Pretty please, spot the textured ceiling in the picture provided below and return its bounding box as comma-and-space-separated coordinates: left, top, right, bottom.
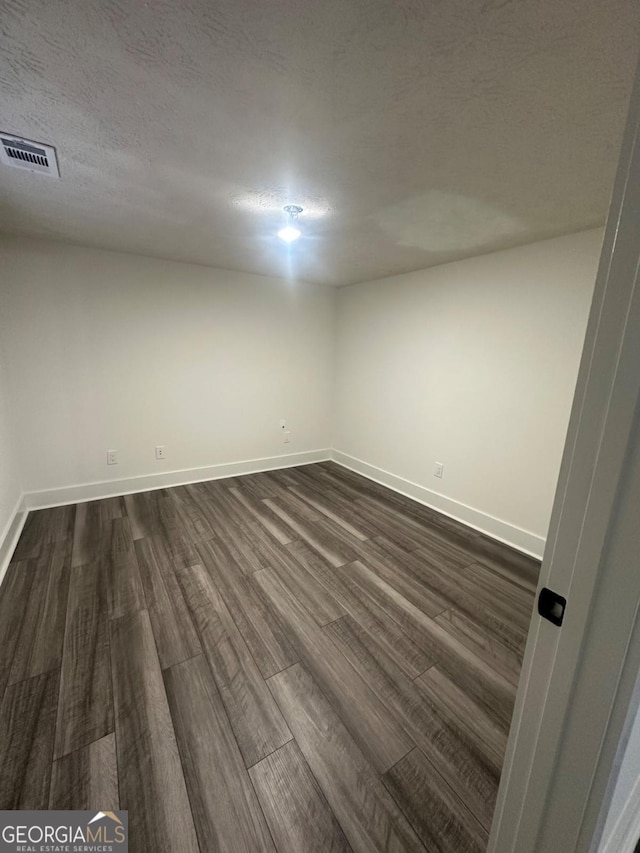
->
0, 0, 638, 286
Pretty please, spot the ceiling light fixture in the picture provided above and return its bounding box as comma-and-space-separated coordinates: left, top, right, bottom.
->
278, 205, 303, 243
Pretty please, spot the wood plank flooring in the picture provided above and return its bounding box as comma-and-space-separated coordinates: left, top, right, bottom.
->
0, 461, 539, 852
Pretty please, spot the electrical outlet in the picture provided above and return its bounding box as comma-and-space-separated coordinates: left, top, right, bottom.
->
155, 445, 166, 460
434, 461, 444, 478
107, 450, 118, 465
283, 431, 291, 444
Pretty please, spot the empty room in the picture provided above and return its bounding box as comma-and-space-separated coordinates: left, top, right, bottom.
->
1, 2, 640, 852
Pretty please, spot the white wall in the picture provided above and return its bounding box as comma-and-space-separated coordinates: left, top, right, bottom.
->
0, 229, 600, 556
0, 352, 22, 550
0, 236, 334, 501
333, 229, 602, 555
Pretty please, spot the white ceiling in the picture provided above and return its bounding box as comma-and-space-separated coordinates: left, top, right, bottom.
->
0, 0, 638, 286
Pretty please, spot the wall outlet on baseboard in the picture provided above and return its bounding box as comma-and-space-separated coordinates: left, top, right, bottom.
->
155, 445, 166, 460
282, 431, 291, 444
107, 450, 118, 465
434, 461, 444, 478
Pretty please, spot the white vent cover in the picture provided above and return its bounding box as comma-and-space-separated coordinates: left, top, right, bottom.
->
0, 133, 59, 177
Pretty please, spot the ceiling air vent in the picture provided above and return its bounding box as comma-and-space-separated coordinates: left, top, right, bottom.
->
0, 133, 59, 177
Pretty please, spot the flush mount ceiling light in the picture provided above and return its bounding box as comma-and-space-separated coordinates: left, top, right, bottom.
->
278, 205, 303, 243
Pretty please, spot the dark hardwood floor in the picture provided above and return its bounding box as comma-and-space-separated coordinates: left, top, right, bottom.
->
0, 461, 539, 852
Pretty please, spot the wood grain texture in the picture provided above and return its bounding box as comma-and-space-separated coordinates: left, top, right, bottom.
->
105, 516, 146, 620
54, 560, 113, 758
213, 511, 271, 573
326, 615, 499, 830
110, 610, 199, 853
170, 484, 219, 541
302, 464, 374, 503
355, 495, 448, 554
9, 540, 71, 684
288, 483, 372, 541
240, 472, 284, 499
259, 537, 347, 626
164, 654, 276, 852
271, 487, 332, 526
435, 608, 522, 686
334, 558, 448, 640
195, 538, 297, 678
384, 748, 488, 853
229, 487, 294, 544
177, 561, 292, 767
268, 662, 426, 853
249, 739, 353, 853
0, 559, 35, 700
255, 569, 412, 773
264, 498, 359, 567
349, 538, 450, 617
323, 466, 476, 552
193, 481, 267, 573
123, 489, 177, 541
3, 461, 537, 847
13, 505, 74, 561
462, 534, 540, 591
339, 560, 516, 729
72, 498, 124, 567
0, 670, 59, 809
463, 562, 535, 627
418, 665, 508, 772
151, 521, 201, 571
373, 536, 529, 653
315, 463, 478, 545
136, 535, 202, 669
49, 733, 119, 810
408, 524, 477, 570
261, 468, 301, 489
286, 540, 431, 679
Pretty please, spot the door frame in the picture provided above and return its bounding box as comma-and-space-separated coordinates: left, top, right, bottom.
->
488, 54, 640, 853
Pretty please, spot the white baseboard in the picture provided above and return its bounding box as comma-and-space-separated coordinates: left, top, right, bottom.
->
0, 494, 28, 586
11, 446, 542, 574
23, 449, 332, 510
331, 450, 545, 559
